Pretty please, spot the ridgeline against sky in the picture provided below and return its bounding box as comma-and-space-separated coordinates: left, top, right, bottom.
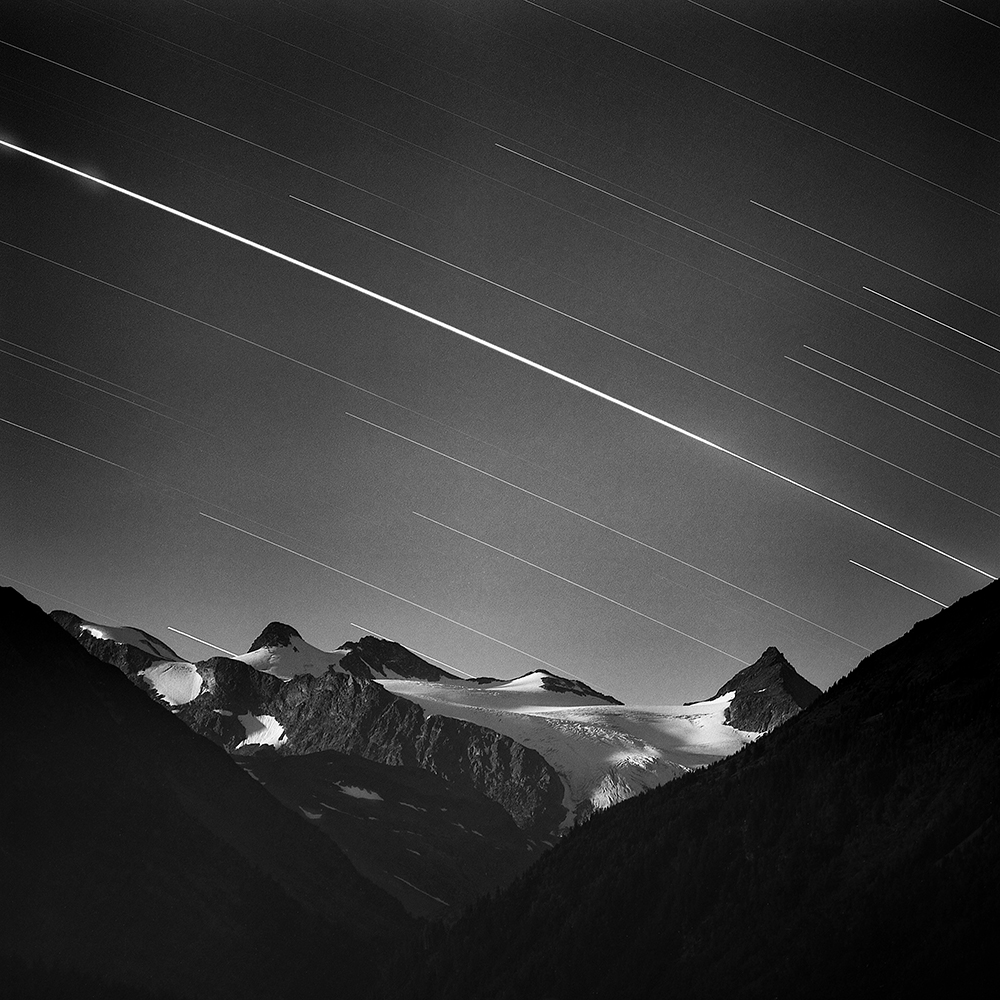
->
2, 0, 997, 704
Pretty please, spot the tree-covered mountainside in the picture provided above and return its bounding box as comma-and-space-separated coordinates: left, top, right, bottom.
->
402, 581, 999, 999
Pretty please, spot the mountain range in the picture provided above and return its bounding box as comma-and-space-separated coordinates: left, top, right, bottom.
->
6, 580, 992, 997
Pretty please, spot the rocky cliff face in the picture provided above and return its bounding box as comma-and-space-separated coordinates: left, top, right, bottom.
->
711, 646, 821, 732
178, 661, 566, 839
50, 613, 568, 840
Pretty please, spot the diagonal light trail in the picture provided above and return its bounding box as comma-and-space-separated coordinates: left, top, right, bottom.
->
804, 346, 1000, 440
849, 561, 948, 608
864, 288, 1000, 355
6, 139, 994, 581
349, 413, 876, 648
786, 356, 1000, 460
521, 0, 1000, 217
0, 333, 200, 420
413, 511, 750, 664
320, 205, 998, 516
166, 625, 237, 657
750, 200, 1000, 320
938, 1, 1000, 30
199, 513, 574, 676
0, 239, 546, 477
349, 622, 475, 678
686, 0, 999, 143
499, 145, 1000, 377
0, 345, 198, 429
0, 572, 122, 625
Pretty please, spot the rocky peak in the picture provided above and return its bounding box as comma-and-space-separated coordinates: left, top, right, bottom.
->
712, 647, 821, 733
247, 621, 302, 654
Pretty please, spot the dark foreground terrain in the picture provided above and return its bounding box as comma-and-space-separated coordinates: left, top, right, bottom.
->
402, 580, 999, 999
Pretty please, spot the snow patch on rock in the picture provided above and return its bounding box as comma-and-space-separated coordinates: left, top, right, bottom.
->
139, 660, 203, 706
235, 713, 287, 749
337, 783, 382, 801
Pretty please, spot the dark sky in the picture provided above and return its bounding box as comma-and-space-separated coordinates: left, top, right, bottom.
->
2, 0, 997, 703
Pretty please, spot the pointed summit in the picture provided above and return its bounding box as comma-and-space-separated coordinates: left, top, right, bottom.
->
712, 647, 821, 732
246, 621, 302, 654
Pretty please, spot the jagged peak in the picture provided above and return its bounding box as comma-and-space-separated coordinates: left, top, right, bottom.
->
246, 622, 303, 654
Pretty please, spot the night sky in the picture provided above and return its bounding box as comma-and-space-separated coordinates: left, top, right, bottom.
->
2, 0, 997, 704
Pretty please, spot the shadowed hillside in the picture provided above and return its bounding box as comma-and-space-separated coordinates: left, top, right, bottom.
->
1, 588, 412, 999
403, 581, 999, 999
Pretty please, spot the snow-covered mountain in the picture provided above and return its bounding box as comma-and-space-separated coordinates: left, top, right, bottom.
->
51, 607, 821, 908
378, 673, 761, 823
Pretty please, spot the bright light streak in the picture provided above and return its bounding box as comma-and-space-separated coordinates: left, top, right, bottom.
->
804, 346, 1000, 440
199, 513, 572, 674
521, 1, 999, 217
499, 145, 999, 376
849, 561, 948, 608
298, 194, 887, 442
349, 622, 475, 678
750, 200, 1000, 320
413, 510, 751, 665
687, 0, 998, 143
6, 139, 994, 581
0, 238, 557, 486
167, 625, 237, 657
786, 356, 1000, 460
319, 200, 998, 516
349, 413, 874, 649
864, 288, 1000, 355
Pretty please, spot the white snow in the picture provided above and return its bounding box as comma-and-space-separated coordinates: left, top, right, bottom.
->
377, 678, 760, 823
399, 802, 426, 812
337, 783, 382, 801
79, 622, 181, 660
234, 713, 287, 749
299, 807, 323, 820
138, 660, 203, 706
231, 637, 348, 681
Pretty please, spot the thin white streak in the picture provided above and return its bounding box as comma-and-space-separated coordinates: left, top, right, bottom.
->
804, 346, 1000, 440
166, 626, 237, 657
390, 873, 449, 907
349, 621, 475, 678
0, 573, 121, 625
786, 357, 1000, 460
938, 1, 1000, 30
349, 413, 874, 649
864, 288, 1000, 355
0, 345, 196, 428
520, 0, 1000, 217
0, 415, 142, 478
6, 140, 993, 581
750, 200, 1000, 320
0, 238, 555, 486
0, 333, 197, 418
296, 195, 854, 424
0, 414, 293, 534
499, 145, 1000, 376
0, 39, 355, 190
848, 561, 948, 608
413, 510, 751, 665
199, 513, 569, 673
686, 0, 998, 143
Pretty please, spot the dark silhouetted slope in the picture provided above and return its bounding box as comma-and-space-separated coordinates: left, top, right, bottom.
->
405, 582, 999, 1000
1, 588, 412, 1000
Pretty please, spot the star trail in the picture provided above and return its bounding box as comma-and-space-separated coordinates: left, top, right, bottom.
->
3, 0, 996, 703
